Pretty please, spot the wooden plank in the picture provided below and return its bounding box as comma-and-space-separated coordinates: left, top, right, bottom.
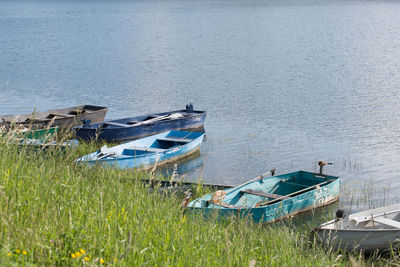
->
373, 218, 400, 228
139, 179, 233, 189
241, 189, 285, 199
103, 122, 131, 127
280, 180, 309, 188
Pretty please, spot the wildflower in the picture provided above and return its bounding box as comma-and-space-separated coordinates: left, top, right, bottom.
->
100, 258, 105, 264
23, 250, 27, 255
80, 249, 85, 254
75, 252, 82, 257
84, 256, 90, 261
7, 252, 12, 257
71, 253, 76, 258
114, 258, 117, 262
16, 249, 20, 254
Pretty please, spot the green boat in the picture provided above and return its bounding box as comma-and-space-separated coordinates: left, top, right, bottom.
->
1, 126, 59, 141
186, 167, 340, 223
18, 127, 59, 140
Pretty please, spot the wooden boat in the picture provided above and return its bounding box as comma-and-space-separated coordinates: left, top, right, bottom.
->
1, 105, 107, 130
76, 130, 205, 169
74, 104, 206, 142
186, 170, 340, 223
314, 203, 400, 253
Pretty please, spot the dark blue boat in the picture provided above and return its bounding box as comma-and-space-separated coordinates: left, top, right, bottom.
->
74, 104, 206, 142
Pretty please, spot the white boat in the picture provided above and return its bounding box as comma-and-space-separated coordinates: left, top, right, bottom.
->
314, 203, 400, 253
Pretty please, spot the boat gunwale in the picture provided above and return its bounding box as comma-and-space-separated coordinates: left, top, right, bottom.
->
315, 219, 400, 233
2, 105, 107, 121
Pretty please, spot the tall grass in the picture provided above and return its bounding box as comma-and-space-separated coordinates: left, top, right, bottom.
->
0, 137, 394, 266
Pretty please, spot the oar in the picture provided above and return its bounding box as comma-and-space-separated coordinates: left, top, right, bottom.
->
134, 113, 184, 127
256, 178, 335, 207
225, 168, 276, 195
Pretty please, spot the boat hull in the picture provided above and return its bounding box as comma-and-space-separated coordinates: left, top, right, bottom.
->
1, 105, 107, 130
74, 109, 206, 142
77, 131, 205, 170
314, 203, 400, 253
315, 226, 400, 253
187, 171, 341, 223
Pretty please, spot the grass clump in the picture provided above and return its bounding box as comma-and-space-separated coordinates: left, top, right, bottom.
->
0, 137, 391, 266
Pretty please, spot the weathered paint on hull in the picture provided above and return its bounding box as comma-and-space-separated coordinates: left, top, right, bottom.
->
187, 172, 341, 223
269, 196, 339, 223
75, 111, 206, 142
140, 146, 201, 171
315, 203, 400, 253
2, 105, 107, 130
78, 131, 204, 170
316, 227, 400, 253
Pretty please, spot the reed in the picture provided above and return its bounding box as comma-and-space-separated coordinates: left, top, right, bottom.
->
0, 137, 396, 266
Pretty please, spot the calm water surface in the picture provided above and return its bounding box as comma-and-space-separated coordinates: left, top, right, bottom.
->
1, 0, 400, 210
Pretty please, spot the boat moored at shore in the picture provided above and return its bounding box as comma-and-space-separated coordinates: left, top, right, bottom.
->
76, 130, 205, 170
74, 104, 206, 142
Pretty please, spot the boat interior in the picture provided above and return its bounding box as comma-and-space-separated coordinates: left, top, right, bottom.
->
101, 112, 188, 128
324, 210, 400, 230
201, 171, 337, 208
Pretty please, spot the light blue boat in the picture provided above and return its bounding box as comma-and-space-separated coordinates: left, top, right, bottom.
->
186, 170, 340, 223
76, 131, 205, 169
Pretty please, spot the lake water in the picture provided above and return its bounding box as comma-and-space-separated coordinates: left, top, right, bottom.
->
1, 0, 400, 211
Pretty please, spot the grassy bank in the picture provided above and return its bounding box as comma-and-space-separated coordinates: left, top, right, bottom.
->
0, 138, 397, 266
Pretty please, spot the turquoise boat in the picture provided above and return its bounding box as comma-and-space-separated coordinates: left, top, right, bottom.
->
186, 170, 340, 223
76, 131, 205, 170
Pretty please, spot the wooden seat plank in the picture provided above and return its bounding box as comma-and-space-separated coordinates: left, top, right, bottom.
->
280, 180, 309, 188
241, 189, 285, 199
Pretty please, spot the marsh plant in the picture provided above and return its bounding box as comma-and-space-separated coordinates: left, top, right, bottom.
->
0, 136, 398, 266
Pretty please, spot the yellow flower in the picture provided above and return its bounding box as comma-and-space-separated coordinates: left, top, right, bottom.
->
75, 252, 81, 257
84, 256, 90, 261
22, 250, 27, 255
71, 253, 76, 258
7, 252, 12, 257
114, 258, 117, 262
80, 249, 85, 254
100, 258, 105, 264
16, 249, 20, 254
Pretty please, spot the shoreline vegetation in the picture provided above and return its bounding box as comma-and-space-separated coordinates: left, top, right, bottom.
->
1, 137, 399, 266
